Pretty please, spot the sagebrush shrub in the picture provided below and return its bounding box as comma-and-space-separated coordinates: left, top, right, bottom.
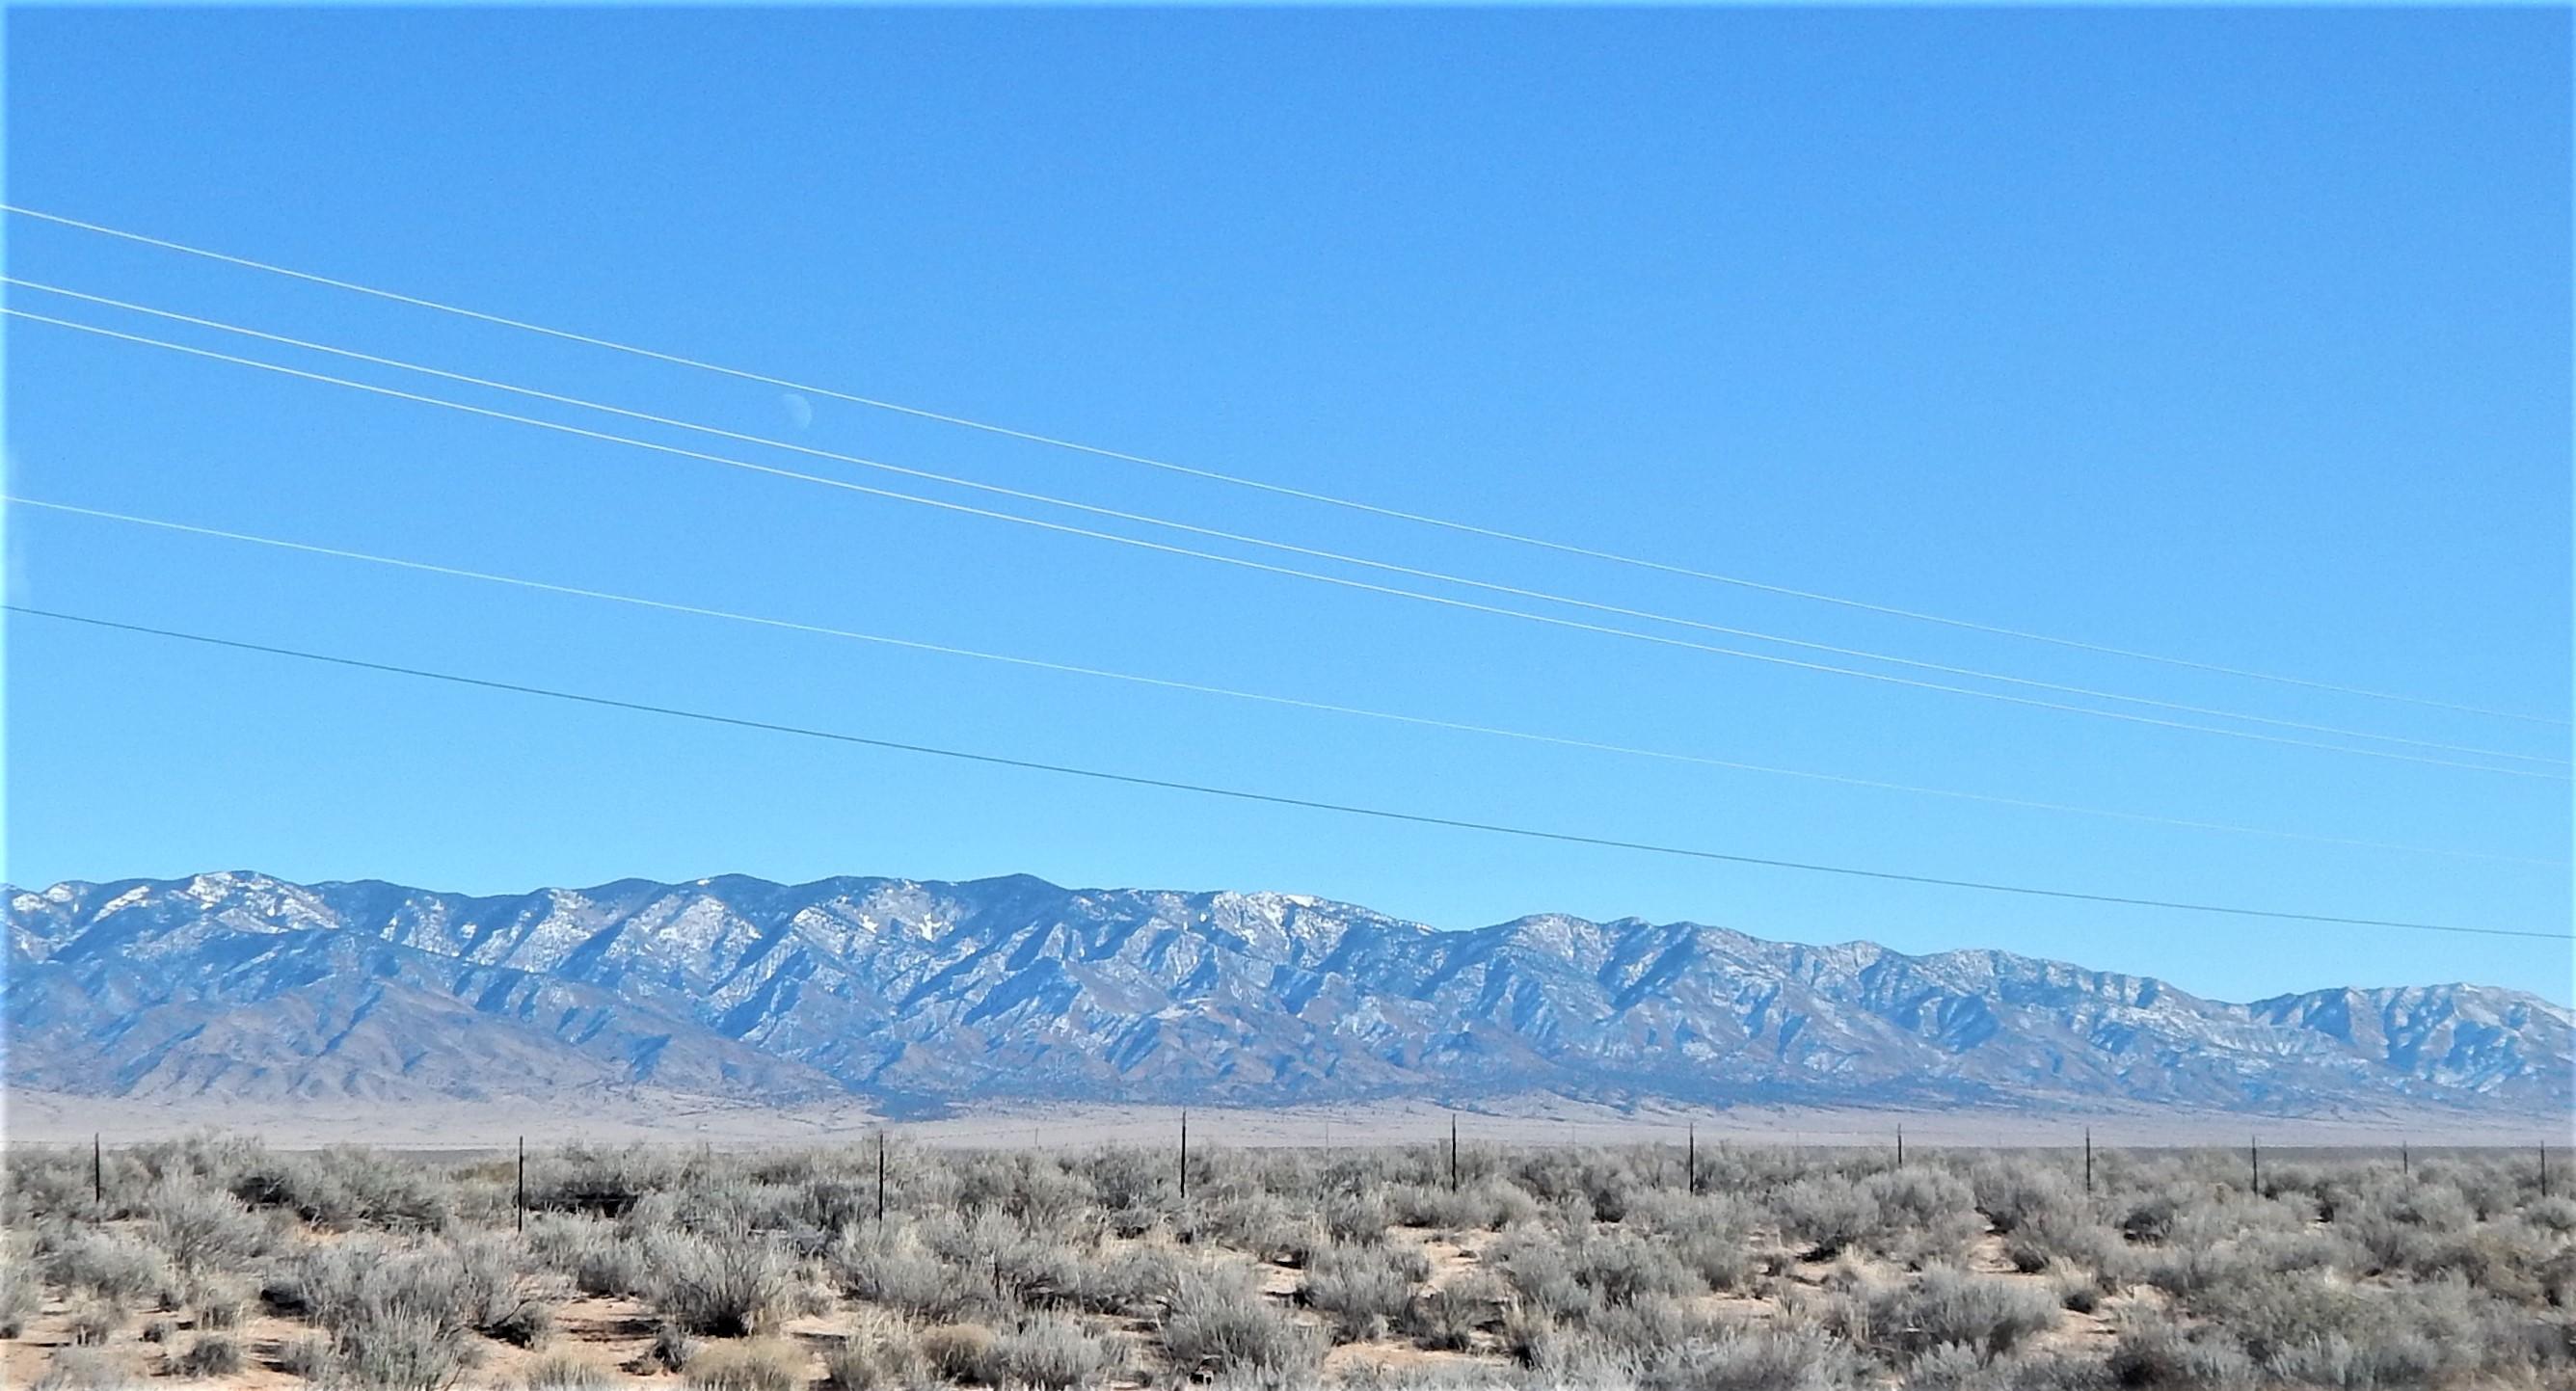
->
651, 1225, 792, 1336
1637, 1321, 1868, 1391
1779, 1177, 1883, 1262
185, 1276, 249, 1331
997, 1312, 1121, 1388
683, 1338, 808, 1391
231, 1146, 455, 1232
521, 1351, 613, 1389
30, 1346, 126, 1391
1868, 1265, 2059, 1361
823, 1325, 928, 1391
1324, 1190, 1390, 1245
1302, 1240, 1417, 1341
1567, 1225, 1700, 1307
0, 1256, 33, 1339
11, 1135, 2573, 1391
915, 1321, 1003, 1384
1493, 1228, 1595, 1321
1071, 1240, 1184, 1316
67, 1299, 123, 1347
1404, 1272, 1504, 1351
174, 1331, 246, 1378
1163, 1263, 1324, 1377
2106, 1319, 2257, 1388
46, 1225, 174, 1303
144, 1177, 270, 1274
644, 1321, 701, 1374
322, 1306, 479, 1391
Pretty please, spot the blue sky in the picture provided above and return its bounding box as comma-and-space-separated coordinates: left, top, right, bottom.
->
6, 8, 2568, 1004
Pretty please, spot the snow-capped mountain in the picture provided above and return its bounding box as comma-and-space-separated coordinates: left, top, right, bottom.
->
6, 870, 2565, 1117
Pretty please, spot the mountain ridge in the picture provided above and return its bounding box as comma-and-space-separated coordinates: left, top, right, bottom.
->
7, 869, 2566, 1120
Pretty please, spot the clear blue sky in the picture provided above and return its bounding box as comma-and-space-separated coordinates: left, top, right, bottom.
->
5, 8, 2568, 1005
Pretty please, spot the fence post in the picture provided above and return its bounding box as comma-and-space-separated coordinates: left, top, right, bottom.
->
1687, 1123, 1698, 1195
1179, 1110, 1189, 1202
1449, 1113, 1460, 1192
2083, 1128, 2094, 1195
2401, 1140, 2409, 1178
93, 1133, 103, 1213
2250, 1137, 2262, 1193
875, 1131, 887, 1222
516, 1137, 526, 1234
1895, 1125, 1904, 1168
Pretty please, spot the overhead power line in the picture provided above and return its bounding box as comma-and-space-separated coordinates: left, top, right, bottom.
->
6, 201, 2558, 729
9, 602, 2561, 943
9, 308, 2563, 781
13, 279, 2555, 769
19, 493, 2555, 868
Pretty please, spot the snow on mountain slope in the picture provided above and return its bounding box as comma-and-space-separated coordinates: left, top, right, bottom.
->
6, 871, 2564, 1117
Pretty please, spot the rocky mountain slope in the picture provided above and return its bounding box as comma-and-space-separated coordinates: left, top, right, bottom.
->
7, 870, 2565, 1118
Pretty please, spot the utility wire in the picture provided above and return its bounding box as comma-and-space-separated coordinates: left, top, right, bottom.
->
19, 493, 2556, 867
14, 277, 2553, 767
9, 308, 2563, 781
7, 201, 2557, 728
9, 603, 2562, 942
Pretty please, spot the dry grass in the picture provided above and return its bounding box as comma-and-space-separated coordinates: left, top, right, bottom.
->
3, 1134, 2569, 1388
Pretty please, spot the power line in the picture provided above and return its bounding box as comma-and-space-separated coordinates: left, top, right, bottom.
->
16, 278, 2555, 768
9, 602, 2561, 943
20, 493, 2555, 868
7, 201, 2557, 729
10, 308, 2563, 781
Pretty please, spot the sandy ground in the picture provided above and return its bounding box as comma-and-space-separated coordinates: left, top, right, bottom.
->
7, 1086, 2566, 1151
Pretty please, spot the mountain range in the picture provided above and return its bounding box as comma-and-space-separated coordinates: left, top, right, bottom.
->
6, 869, 2566, 1121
